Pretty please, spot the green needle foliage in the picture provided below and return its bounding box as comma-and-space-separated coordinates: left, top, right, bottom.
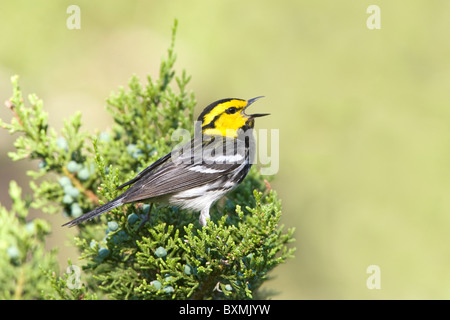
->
0, 181, 58, 299
0, 20, 295, 300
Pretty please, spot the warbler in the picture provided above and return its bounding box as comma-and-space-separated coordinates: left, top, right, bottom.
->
62, 96, 268, 227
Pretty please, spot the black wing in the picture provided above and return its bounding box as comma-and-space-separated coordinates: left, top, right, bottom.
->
119, 135, 249, 203
115, 151, 173, 190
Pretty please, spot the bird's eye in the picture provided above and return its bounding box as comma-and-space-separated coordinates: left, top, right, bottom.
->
225, 107, 238, 114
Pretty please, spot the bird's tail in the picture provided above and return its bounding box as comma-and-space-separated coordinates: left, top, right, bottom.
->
62, 197, 124, 227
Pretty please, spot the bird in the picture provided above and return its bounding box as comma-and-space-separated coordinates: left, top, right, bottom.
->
62, 96, 268, 228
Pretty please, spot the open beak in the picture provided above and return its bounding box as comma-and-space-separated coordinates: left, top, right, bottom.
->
244, 96, 270, 118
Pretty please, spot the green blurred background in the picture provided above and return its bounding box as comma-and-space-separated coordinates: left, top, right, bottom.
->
1, 0, 450, 299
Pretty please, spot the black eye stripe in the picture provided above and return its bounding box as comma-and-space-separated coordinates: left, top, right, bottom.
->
202, 114, 221, 129
202, 106, 242, 130
225, 107, 238, 114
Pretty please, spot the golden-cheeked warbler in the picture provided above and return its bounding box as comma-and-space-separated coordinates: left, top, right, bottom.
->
62, 96, 268, 227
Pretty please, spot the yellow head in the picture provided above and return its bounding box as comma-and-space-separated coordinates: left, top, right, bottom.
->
199, 97, 268, 137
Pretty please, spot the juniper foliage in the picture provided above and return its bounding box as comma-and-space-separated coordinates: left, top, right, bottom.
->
0, 21, 295, 300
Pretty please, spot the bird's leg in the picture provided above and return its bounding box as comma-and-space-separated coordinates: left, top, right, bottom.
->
199, 205, 211, 227
138, 203, 153, 229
